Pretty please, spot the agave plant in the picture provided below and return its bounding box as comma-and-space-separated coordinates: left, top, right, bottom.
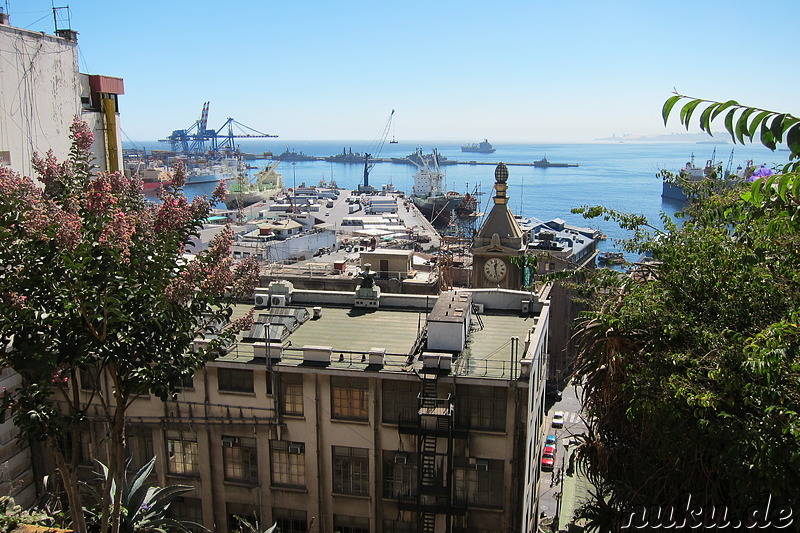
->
85, 457, 202, 533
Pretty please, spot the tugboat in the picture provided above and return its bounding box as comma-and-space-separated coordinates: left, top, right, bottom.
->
461, 139, 496, 153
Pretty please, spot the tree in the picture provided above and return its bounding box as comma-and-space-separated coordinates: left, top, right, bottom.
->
0, 119, 259, 533
569, 96, 800, 529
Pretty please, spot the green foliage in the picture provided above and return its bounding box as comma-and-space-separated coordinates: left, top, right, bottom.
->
231, 515, 277, 533
663, 92, 800, 172
0, 119, 259, 533
84, 458, 201, 533
571, 98, 800, 522
0, 495, 57, 532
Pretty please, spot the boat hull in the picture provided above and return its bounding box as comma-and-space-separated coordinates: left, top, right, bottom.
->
413, 195, 462, 226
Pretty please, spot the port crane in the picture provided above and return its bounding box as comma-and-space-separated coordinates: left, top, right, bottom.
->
359, 109, 395, 192
159, 102, 277, 156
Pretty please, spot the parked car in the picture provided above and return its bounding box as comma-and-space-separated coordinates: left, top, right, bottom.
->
541, 444, 556, 471
552, 411, 564, 428
545, 435, 557, 446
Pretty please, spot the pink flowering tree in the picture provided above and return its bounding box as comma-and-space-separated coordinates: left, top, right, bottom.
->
0, 119, 259, 533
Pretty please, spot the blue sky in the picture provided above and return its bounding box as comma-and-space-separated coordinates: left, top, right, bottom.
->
11, 0, 799, 143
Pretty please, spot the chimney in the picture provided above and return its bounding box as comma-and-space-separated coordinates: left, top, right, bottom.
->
0, 9, 10, 25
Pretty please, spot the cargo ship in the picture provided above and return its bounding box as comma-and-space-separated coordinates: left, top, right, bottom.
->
410, 149, 462, 226
461, 139, 496, 153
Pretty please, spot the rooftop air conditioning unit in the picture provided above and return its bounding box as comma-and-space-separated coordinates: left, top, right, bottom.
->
288, 443, 304, 455
271, 295, 287, 307
254, 294, 269, 308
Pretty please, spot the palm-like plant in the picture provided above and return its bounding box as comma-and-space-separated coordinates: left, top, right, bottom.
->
85, 457, 201, 533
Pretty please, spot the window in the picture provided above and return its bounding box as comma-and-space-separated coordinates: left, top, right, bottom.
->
218, 367, 254, 393
331, 376, 368, 421
456, 385, 507, 431
227, 503, 258, 533
223, 436, 258, 483
272, 508, 307, 533
383, 519, 416, 533
454, 458, 504, 508
126, 426, 154, 471
333, 515, 370, 533
80, 365, 100, 391
333, 446, 369, 496
382, 450, 417, 499
280, 373, 303, 416
178, 373, 195, 390
381, 380, 419, 424
61, 430, 92, 465
167, 429, 198, 475
169, 497, 204, 533
270, 440, 305, 488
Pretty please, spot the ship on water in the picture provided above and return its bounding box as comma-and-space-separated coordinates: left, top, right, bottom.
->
275, 149, 319, 162
185, 158, 238, 185
461, 139, 496, 153
324, 148, 368, 164
391, 147, 456, 166
410, 149, 463, 227
225, 161, 283, 209
533, 156, 578, 168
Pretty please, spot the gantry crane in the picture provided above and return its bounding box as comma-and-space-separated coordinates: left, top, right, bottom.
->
359, 109, 395, 192
159, 102, 277, 156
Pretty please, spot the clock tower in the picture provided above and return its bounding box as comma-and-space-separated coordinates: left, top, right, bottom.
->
471, 162, 527, 289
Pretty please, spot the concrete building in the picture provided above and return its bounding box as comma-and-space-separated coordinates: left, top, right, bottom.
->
49, 283, 551, 533
0, 11, 123, 507
0, 14, 123, 177
518, 217, 600, 385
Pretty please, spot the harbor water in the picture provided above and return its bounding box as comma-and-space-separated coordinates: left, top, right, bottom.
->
131, 139, 787, 262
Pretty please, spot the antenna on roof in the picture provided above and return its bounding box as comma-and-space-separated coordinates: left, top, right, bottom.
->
52, 5, 76, 41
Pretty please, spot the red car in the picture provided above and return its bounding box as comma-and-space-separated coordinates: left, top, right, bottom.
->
541, 444, 556, 471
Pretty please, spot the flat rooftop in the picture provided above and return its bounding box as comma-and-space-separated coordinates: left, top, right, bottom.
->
219, 301, 538, 380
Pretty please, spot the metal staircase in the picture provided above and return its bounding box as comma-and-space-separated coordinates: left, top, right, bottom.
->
416, 372, 455, 533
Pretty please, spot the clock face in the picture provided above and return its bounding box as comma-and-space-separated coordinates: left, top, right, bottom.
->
484, 257, 507, 282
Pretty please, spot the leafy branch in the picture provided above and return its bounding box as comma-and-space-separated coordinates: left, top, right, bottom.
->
663, 92, 800, 170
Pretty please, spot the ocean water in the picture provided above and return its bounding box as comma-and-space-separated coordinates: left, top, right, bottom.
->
129, 139, 787, 261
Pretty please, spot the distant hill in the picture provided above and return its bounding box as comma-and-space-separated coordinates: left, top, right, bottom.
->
596, 132, 730, 143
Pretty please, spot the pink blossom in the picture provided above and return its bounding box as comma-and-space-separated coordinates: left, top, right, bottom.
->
69, 118, 94, 152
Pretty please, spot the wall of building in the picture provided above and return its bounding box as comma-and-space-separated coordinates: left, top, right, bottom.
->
0, 367, 35, 506
0, 24, 80, 177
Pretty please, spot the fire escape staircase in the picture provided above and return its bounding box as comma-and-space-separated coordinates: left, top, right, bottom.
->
416, 372, 458, 533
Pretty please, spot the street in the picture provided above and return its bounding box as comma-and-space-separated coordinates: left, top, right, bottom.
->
537, 382, 586, 527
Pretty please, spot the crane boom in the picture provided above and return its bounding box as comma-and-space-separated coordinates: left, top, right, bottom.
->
361, 109, 395, 191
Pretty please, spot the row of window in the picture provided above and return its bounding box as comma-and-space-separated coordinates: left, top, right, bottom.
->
172, 500, 502, 533
78, 369, 508, 432
283, 376, 508, 432
163, 431, 504, 507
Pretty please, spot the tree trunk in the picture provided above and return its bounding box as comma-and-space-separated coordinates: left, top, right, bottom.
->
48, 437, 87, 533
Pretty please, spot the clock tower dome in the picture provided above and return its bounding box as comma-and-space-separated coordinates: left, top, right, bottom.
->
471, 162, 527, 289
